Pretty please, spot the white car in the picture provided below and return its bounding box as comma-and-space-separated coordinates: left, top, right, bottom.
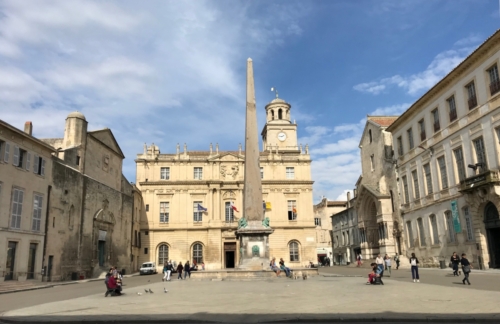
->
140, 262, 158, 275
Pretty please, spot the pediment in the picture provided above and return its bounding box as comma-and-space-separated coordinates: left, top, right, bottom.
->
88, 128, 125, 158
208, 152, 244, 162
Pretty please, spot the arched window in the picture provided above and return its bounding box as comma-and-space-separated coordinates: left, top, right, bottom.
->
158, 244, 169, 265
193, 243, 203, 264
369, 129, 372, 143
278, 109, 283, 119
429, 214, 439, 245
463, 207, 474, 241
271, 110, 275, 120
289, 241, 299, 261
370, 201, 377, 218
445, 211, 455, 243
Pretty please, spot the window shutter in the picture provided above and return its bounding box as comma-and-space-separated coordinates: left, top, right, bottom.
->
33, 154, 39, 173
26, 153, 31, 171
13, 146, 19, 166
41, 159, 45, 176
3, 143, 10, 163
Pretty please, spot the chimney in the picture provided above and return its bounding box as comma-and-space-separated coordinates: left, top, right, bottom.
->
347, 191, 351, 208
24, 121, 33, 136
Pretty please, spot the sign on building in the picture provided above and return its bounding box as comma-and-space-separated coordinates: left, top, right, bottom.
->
450, 200, 462, 233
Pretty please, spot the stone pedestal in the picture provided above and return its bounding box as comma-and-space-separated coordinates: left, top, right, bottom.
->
237, 221, 273, 270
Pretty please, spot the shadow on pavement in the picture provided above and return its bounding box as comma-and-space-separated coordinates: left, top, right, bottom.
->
1, 312, 500, 324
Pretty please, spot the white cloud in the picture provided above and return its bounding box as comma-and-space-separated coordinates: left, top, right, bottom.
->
336, 190, 353, 201
454, 33, 482, 47
353, 41, 478, 96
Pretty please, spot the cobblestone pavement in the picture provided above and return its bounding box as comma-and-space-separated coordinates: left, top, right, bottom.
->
0, 271, 499, 323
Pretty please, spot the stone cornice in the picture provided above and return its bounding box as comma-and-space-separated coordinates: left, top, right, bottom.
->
138, 180, 314, 186
387, 29, 500, 133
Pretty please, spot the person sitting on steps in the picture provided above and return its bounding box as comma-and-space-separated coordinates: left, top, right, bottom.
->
270, 258, 281, 276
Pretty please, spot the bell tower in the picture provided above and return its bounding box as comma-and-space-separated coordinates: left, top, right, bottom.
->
261, 94, 298, 152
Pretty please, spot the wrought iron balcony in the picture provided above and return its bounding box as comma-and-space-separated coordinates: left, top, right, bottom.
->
459, 170, 500, 192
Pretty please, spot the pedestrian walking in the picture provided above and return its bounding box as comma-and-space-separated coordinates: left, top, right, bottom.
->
394, 253, 400, 270
383, 254, 389, 270
460, 253, 472, 285
356, 254, 362, 267
162, 263, 168, 282
409, 253, 420, 283
375, 254, 384, 277
184, 261, 191, 279
450, 252, 461, 276
165, 261, 173, 281
177, 261, 184, 279
384, 255, 392, 276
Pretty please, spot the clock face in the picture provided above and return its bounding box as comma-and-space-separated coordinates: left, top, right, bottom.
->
277, 132, 287, 142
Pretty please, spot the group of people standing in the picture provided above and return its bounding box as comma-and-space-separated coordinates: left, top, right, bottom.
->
162, 260, 205, 281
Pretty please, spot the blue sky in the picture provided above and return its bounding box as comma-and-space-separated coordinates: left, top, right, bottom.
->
1, 0, 499, 202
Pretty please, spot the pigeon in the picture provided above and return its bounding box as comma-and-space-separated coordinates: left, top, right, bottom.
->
149, 289, 154, 293
144, 289, 149, 293
137, 292, 142, 295
164, 288, 168, 293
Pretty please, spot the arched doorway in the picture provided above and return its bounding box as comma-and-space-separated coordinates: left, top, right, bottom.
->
484, 202, 500, 268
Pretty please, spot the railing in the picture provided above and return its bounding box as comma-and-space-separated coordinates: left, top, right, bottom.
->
433, 121, 440, 132
449, 109, 457, 122
468, 96, 477, 110
490, 79, 500, 96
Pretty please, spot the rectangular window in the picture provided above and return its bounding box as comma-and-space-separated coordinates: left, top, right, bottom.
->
76, 156, 80, 166
11, 188, 24, 229
488, 64, 500, 95
412, 170, 420, 200
260, 167, 263, 179
314, 218, 321, 226
33, 155, 45, 176
193, 201, 203, 222
225, 202, 234, 223
446, 212, 455, 243
463, 207, 474, 241
287, 200, 297, 221
144, 248, 148, 254
432, 108, 440, 132
145, 204, 149, 212
160, 167, 170, 180
407, 128, 414, 150
402, 175, 409, 203
194, 167, 203, 180
370, 155, 374, 171
397, 136, 403, 156
423, 163, 433, 195
437, 156, 448, 189
286, 167, 295, 179
430, 215, 439, 245
453, 147, 467, 182
473, 137, 488, 172
466, 82, 477, 109
159, 202, 169, 223
406, 221, 414, 248
447, 95, 457, 122
417, 218, 426, 246
32, 194, 43, 231
0, 141, 10, 163
418, 119, 426, 141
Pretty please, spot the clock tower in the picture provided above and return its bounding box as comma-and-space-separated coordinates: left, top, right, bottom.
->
261, 96, 299, 152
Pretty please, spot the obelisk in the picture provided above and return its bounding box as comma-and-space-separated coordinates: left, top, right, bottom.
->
243, 58, 263, 222
237, 58, 273, 270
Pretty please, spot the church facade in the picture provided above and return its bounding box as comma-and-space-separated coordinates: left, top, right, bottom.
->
136, 97, 316, 270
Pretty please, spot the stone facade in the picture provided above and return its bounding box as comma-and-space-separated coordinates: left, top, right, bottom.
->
39, 112, 138, 281
331, 194, 359, 265
386, 29, 500, 269
136, 97, 316, 271
313, 198, 346, 265
355, 116, 404, 260
0, 120, 55, 282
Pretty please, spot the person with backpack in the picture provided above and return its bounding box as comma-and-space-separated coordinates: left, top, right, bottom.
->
460, 253, 473, 285
394, 253, 400, 270
409, 253, 420, 283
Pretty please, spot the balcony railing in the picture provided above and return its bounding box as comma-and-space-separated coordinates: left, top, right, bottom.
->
468, 96, 477, 110
433, 121, 440, 132
459, 170, 499, 192
449, 109, 457, 122
420, 131, 426, 141
490, 79, 500, 96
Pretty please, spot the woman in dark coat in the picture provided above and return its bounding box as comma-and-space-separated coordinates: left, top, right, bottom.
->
460, 253, 473, 285
177, 261, 184, 280
450, 252, 460, 276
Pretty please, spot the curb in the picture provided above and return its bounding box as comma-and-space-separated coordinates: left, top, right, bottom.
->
0, 273, 140, 295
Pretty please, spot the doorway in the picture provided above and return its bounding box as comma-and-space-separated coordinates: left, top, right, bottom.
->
98, 241, 106, 266
224, 242, 236, 268
27, 243, 37, 279
5, 242, 17, 281
484, 202, 500, 268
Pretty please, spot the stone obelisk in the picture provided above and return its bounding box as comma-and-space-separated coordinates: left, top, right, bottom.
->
237, 58, 273, 270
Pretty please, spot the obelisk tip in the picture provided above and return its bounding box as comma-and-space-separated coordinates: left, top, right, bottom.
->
247, 57, 252, 62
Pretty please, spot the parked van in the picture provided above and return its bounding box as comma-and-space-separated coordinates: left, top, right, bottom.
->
140, 262, 157, 275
